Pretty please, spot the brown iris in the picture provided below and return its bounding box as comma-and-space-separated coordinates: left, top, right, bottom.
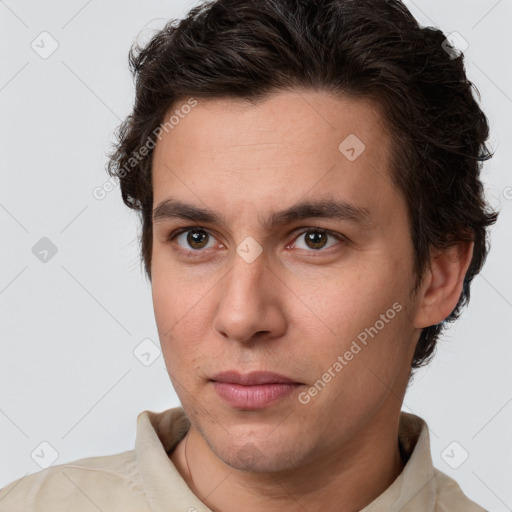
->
187, 229, 209, 249
304, 231, 328, 250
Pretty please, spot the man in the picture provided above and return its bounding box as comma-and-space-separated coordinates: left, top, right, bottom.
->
0, 0, 497, 510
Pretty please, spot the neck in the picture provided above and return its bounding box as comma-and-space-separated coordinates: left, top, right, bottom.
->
170, 409, 405, 512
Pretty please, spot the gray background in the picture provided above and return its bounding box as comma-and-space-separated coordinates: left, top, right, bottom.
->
0, 0, 511, 509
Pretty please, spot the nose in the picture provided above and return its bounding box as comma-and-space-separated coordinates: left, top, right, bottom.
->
213, 247, 287, 344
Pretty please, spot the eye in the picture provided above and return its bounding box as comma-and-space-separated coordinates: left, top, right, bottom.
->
167, 226, 345, 257
291, 229, 344, 251
172, 228, 218, 251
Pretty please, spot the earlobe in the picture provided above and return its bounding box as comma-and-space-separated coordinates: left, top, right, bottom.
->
413, 241, 474, 329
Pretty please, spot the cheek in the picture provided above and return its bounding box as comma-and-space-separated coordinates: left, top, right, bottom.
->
291, 259, 406, 339
151, 249, 213, 334
294, 298, 413, 432
292, 262, 415, 394
151, 277, 178, 341
151, 267, 205, 375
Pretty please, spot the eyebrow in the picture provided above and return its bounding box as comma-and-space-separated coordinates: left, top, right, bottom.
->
153, 198, 371, 230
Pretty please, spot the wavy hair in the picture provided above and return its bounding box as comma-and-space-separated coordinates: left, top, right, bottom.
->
107, 0, 498, 369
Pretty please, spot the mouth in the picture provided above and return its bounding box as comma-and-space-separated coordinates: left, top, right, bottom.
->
210, 371, 303, 410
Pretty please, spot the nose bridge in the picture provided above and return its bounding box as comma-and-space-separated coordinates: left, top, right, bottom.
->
224, 244, 267, 308
225, 229, 267, 288
214, 242, 283, 342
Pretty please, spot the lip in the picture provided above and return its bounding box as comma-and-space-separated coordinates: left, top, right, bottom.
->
210, 371, 302, 410
211, 370, 299, 385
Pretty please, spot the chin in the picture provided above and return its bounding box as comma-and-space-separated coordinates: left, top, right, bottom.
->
208, 433, 307, 473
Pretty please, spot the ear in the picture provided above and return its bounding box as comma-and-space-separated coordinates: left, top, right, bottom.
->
414, 241, 474, 329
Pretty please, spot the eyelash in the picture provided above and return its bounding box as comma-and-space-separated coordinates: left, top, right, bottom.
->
166, 226, 346, 258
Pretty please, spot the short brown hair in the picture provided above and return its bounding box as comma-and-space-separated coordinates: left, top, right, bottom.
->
107, 0, 498, 369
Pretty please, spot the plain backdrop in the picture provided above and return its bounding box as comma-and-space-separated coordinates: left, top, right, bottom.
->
0, 0, 511, 509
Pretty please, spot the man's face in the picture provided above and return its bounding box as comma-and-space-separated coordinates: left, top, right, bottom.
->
151, 90, 423, 472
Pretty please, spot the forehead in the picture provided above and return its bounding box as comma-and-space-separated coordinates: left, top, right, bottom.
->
153, 90, 390, 163
151, 89, 399, 226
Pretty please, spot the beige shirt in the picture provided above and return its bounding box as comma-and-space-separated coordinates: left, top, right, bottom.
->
0, 407, 486, 511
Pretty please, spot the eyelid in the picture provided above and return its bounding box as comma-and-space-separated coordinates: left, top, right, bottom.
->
168, 226, 212, 240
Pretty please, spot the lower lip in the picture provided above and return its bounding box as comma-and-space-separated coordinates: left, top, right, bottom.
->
212, 382, 300, 410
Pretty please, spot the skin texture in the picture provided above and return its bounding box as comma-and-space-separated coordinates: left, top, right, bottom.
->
150, 89, 473, 512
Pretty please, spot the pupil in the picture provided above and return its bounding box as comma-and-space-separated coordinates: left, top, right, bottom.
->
188, 230, 208, 249
307, 231, 326, 249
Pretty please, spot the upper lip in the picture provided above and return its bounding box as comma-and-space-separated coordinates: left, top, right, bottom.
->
211, 371, 300, 385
